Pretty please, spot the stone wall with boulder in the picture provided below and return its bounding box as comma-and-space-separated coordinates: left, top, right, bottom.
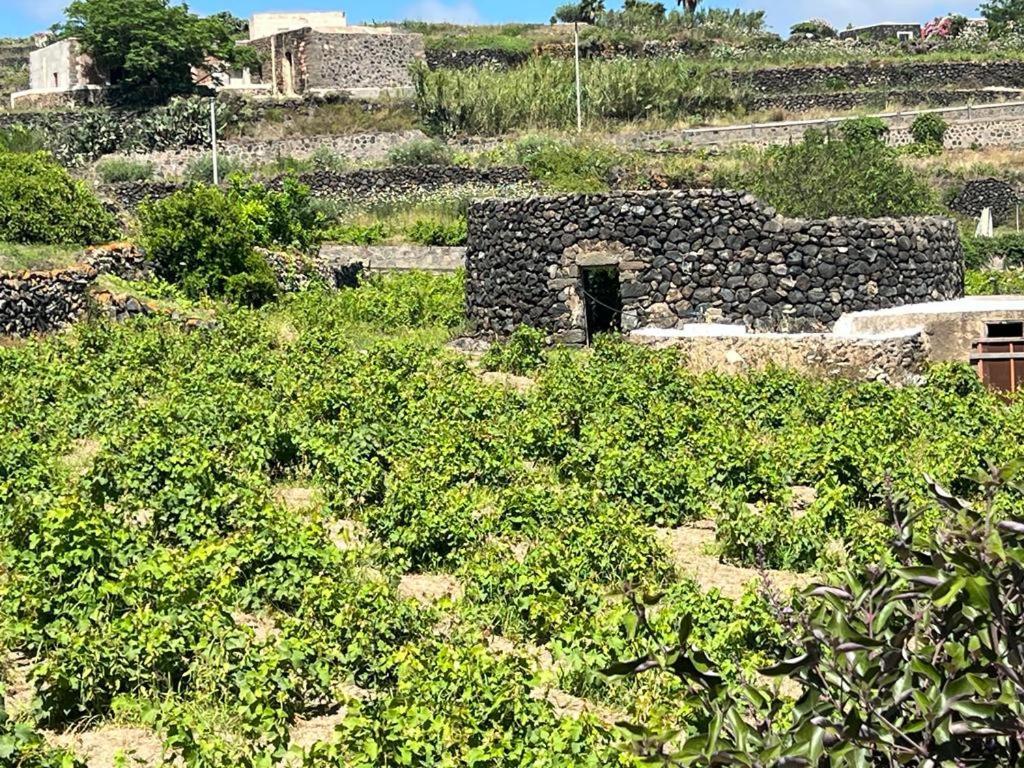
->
630, 326, 929, 385
465, 189, 964, 342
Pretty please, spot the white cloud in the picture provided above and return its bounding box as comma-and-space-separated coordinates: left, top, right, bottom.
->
399, 0, 482, 24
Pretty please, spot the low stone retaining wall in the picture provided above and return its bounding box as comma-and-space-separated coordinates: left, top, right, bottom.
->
623, 101, 1024, 151
1, 265, 97, 336
318, 244, 465, 275
100, 130, 429, 179
103, 165, 535, 209
0, 243, 149, 337
737, 61, 1024, 94
283, 165, 533, 199
752, 88, 1024, 114
425, 48, 530, 70
630, 326, 928, 385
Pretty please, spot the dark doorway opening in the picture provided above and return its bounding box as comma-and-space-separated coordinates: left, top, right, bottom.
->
582, 266, 622, 342
986, 321, 1024, 338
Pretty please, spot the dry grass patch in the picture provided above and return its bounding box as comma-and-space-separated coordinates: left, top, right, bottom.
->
655, 522, 808, 600
46, 726, 166, 768
398, 573, 464, 605
479, 370, 535, 392
273, 484, 321, 512
61, 437, 102, 478
2, 650, 35, 719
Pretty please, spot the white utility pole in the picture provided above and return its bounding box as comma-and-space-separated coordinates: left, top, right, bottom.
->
210, 98, 219, 185
574, 21, 582, 134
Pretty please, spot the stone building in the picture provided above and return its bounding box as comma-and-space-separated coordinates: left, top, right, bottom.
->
221, 10, 424, 97
465, 189, 965, 343
838, 23, 921, 42
10, 37, 107, 108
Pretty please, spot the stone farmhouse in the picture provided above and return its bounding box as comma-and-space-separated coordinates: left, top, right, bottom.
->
10, 8, 424, 108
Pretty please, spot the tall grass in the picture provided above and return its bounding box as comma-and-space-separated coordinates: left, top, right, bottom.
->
414, 58, 749, 136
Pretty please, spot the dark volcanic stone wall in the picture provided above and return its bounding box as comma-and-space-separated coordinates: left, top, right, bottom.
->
424, 48, 530, 70
753, 88, 1024, 114
465, 189, 964, 341
737, 61, 1024, 94
0, 265, 97, 336
949, 178, 1021, 221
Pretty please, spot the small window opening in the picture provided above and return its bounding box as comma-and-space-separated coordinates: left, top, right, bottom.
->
581, 266, 621, 342
53, 72, 59, 87
986, 321, 1023, 338
896, 30, 914, 41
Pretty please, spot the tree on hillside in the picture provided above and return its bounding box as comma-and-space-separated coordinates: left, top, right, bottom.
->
980, 0, 1024, 34
56, 0, 254, 99
551, 0, 604, 24
677, 0, 700, 15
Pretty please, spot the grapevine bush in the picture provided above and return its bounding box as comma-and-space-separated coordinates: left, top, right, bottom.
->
1, 276, 1022, 764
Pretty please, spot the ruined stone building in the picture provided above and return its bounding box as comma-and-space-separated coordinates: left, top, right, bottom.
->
223, 11, 425, 97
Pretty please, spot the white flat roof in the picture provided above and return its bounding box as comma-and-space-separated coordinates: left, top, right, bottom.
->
843, 296, 1024, 318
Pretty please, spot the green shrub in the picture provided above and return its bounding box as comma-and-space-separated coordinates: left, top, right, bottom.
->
745, 126, 937, 218
607, 469, 1024, 766
510, 136, 623, 192
0, 125, 46, 154
320, 221, 388, 245
183, 153, 247, 183
387, 138, 453, 167
482, 325, 547, 375
0, 151, 119, 245
138, 184, 277, 306
960, 232, 1024, 269
95, 156, 155, 183
838, 116, 889, 144
229, 175, 323, 251
965, 267, 1024, 294
910, 112, 949, 148
406, 217, 467, 246
310, 145, 348, 172
789, 19, 836, 37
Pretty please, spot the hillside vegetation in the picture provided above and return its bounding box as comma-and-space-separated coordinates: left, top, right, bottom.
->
0, 275, 1023, 764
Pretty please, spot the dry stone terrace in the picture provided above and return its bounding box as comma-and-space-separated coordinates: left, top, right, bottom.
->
465, 189, 965, 342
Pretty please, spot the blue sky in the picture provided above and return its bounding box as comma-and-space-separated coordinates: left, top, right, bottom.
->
1, 0, 983, 39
